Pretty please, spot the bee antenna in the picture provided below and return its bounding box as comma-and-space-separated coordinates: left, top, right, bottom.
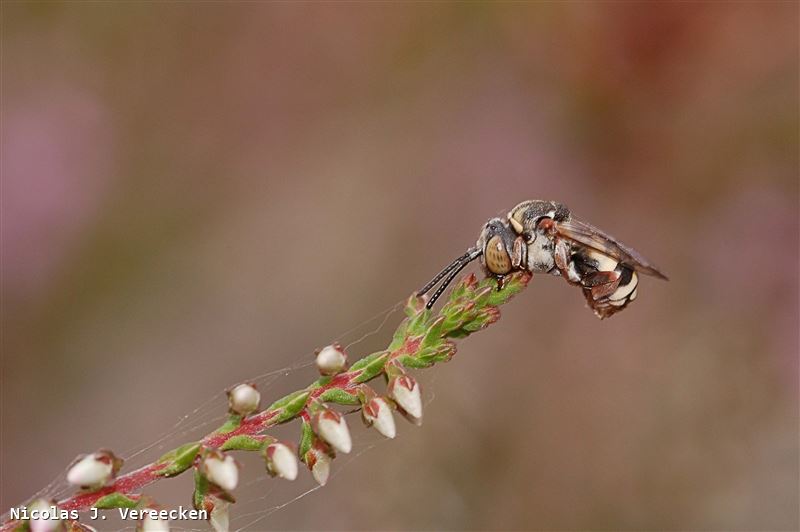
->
418, 255, 465, 296
418, 248, 482, 309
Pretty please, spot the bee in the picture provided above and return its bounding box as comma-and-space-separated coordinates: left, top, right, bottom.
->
417, 200, 668, 319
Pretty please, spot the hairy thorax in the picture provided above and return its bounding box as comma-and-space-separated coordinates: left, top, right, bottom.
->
526, 236, 556, 274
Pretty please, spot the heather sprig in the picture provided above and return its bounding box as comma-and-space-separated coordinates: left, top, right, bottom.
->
2, 272, 530, 532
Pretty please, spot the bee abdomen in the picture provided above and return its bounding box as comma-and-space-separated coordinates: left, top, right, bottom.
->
609, 266, 638, 305
572, 248, 641, 318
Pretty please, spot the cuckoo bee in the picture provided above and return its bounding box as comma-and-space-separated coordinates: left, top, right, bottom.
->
417, 200, 667, 319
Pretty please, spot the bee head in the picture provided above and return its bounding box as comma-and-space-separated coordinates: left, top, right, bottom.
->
477, 218, 517, 275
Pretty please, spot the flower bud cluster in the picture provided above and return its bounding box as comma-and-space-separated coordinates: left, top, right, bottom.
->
5, 273, 532, 532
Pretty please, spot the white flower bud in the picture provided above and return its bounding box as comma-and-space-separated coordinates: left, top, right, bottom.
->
27, 499, 60, 532
315, 344, 347, 376
204, 454, 239, 492
306, 448, 331, 486
227, 383, 260, 416
362, 397, 396, 439
388, 375, 422, 420
66, 450, 118, 489
264, 442, 298, 481
314, 410, 352, 454
139, 513, 170, 532
208, 498, 229, 532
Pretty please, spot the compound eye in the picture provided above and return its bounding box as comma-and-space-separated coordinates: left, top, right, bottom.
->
484, 235, 512, 274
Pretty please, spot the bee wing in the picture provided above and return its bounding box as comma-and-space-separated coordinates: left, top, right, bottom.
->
554, 218, 669, 280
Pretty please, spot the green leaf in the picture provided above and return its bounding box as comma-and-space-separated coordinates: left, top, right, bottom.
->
442, 310, 467, 332
298, 420, 314, 460
311, 376, 332, 387
486, 273, 529, 305
271, 390, 310, 424
404, 295, 425, 317
421, 316, 446, 347
156, 442, 201, 477
449, 277, 470, 301
397, 355, 432, 369
215, 414, 243, 434
467, 307, 502, 332
192, 468, 209, 510
349, 351, 384, 371
419, 342, 456, 364
352, 352, 389, 383
471, 286, 493, 308
220, 435, 263, 452
93, 493, 139, 510
318, 388, 360, 405
406, 308, 431, 337
388, 321, 410, 350
269, 389, 309, 410
446, 328, 470, 339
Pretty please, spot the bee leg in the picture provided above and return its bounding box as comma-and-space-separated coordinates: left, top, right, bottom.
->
554, 241, 568, 270
554, 240, 579, 284
511, 236, 526, 269
582, 271, 621, 300
496, 274, 509, 291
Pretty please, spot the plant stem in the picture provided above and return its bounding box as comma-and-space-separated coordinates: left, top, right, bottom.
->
1, 272, 530, 531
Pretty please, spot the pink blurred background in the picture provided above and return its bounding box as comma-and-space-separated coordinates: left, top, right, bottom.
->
3, 3, 798, 530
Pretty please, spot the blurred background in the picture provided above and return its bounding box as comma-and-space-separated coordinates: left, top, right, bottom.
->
3, 3, 798, 530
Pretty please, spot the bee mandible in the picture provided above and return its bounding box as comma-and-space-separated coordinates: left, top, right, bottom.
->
417, 200, 668, 319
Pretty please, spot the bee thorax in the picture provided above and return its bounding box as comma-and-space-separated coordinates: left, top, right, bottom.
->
526, 239, 556, 273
